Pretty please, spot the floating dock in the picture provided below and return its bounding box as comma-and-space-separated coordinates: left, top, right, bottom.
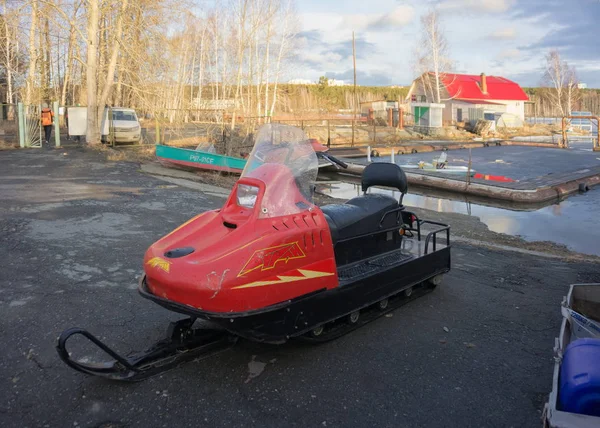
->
324, 144, 600, 203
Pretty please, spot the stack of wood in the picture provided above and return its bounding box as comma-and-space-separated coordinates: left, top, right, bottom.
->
473, 120, 494, 137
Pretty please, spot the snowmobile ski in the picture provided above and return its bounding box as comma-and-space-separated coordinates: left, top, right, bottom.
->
56, 318, 237, 382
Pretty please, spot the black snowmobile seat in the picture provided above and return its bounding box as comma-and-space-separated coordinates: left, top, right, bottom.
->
321, 163, 408, 243
322, 194, 399, 242
361, 162, 408, 194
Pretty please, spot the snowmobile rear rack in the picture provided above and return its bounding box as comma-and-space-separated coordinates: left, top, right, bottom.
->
420, 221, 450, 254
56, 318, 237, 382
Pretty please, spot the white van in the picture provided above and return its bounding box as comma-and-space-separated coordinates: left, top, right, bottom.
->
66, 106, 142, 144
101, 107, 141, 143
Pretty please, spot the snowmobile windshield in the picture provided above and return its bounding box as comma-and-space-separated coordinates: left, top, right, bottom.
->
241, 124, 318, 217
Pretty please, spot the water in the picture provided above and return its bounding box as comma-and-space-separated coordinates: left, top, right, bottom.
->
319, 181, 600, 257
326, 143, 600, 255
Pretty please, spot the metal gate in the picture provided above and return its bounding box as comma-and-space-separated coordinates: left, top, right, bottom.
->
571, 111, 593, 133
18, 103, 42, 148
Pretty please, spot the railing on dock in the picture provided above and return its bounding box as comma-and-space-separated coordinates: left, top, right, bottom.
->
561, 115, 600, 151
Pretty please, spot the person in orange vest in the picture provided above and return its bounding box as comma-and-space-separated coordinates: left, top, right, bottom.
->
41, 105, 54, 144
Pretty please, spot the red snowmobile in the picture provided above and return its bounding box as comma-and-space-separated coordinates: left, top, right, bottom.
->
57, 124, 451, 381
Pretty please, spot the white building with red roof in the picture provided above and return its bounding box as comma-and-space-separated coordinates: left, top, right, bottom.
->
406, 72, 529, 126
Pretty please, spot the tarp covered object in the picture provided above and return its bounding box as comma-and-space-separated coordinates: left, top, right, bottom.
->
67, 107, 87, 136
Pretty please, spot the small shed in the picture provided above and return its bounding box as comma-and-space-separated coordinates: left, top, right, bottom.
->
495, 112, 523, 128
360, 100, 399, 116
412, 102, 444, 128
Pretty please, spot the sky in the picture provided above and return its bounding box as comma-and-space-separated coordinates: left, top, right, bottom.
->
292, 0, 600, 87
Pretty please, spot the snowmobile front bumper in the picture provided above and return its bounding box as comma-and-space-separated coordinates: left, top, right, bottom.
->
138, 274, 324, 343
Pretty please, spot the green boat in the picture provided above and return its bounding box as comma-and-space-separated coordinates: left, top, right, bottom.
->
155, 145, 247, 174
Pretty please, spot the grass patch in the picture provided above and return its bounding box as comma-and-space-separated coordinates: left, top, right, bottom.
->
193, 169, 239, 189
0, 139, 19, 150
89, 143, 157, 163
496, 123, 559, 137
107, 150, 128, 161
163, 136, 210, 147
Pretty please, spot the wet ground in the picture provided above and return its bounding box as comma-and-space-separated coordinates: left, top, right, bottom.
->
1, 146, 600, 427
321, 181, 600, 257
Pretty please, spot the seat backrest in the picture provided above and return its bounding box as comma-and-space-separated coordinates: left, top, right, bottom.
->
361, 163, 408, 195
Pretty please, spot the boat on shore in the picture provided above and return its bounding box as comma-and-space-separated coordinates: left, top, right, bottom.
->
156, 139, 343, 174
400, 152, 476, 176
155, 144, 247, 174
399, 163, 475, 176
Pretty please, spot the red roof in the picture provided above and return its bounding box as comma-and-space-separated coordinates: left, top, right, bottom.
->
439, 73, 529, 102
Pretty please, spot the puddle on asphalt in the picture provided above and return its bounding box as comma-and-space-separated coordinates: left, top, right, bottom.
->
319, 181, 600, 256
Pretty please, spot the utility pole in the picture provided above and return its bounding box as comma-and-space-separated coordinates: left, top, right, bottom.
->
352, 31, 357, 147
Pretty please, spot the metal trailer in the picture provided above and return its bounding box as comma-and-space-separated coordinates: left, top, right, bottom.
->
543, 283, 600, 428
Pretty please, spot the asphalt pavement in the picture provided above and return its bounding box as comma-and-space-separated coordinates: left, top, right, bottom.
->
1, 146, 599, 428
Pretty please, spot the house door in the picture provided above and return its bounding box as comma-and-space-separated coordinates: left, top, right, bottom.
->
457, 108, 463, 122
414, 106, 429, 126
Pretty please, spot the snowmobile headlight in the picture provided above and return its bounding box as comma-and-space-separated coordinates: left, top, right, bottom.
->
236, 184, 259, 208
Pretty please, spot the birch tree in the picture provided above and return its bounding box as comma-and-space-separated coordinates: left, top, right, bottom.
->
543, 50, 579, 117
84, 0, 99, 142
263, 0, 273, 117
268, 0, 296, 117
543, 50, 567, 117
0, 1, 24, 117
414, 9, 453, 103
96, 0, 128, 122
230, 0, 248, 129
11, 0, 300, 139
60, 1, 80, 106
565, 65, 579, 116
25, 0, 38, 104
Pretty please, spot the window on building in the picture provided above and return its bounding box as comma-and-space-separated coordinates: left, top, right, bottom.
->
420, 95, 427, 102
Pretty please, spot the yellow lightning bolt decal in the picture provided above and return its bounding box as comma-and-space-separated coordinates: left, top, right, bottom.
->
146, 257, 171, 273
232, 269, 334, 290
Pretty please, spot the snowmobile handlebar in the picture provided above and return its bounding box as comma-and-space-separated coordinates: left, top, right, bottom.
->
317, 152, 348, 169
